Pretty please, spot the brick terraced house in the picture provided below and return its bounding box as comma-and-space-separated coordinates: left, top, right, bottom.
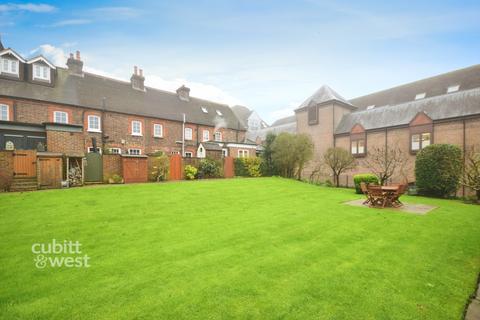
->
296, 65, 480, 195
0, 40, 255, 189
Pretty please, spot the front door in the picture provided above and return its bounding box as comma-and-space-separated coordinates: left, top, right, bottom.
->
84, 153, 103, 182
13, 150, 37, 177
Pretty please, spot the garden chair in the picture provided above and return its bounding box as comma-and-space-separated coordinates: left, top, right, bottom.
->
360, 182, 372, 205
390, 184, 407, 207
367, 185, 387, 208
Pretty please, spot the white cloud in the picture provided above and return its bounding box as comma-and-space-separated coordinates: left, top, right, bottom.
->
146, 75, 244, 106
50, 19, 91, 27
267, 102, 298, 123
29, 44, 68, 66
90, 7, 143, 20
0, 3, 56, 13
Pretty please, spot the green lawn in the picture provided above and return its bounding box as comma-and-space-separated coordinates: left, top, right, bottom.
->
1, 178, 479, 319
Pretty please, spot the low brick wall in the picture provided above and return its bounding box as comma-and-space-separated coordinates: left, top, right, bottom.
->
0, 151, 14, 191
103, 154, 122, 182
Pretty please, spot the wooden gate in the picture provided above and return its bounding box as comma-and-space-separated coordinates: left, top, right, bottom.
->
85, 153, 103, 182
13, 150, 37, 177
224, 156, 234, 178
38, 156, 62, 189
169, 154, 182, 180
122, 156, 148, 183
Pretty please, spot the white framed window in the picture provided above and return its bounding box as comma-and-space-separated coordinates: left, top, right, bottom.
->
153, 124, 163, 137
447, 85, 460, 93
415, 92, 426, 100
222, 148, 228, 157
0, 104, 9, 121
214, 131, 222, 142
238, 150, 249, 158
1, 58, 19, 76
87, 115, 101, 132
201, 107, 208, 113
53, 111, 68, 124
109, 148, 121, 154
33, 63, 50, 81
184, 127, 193, 140
128, 148, 141, 155
202, 130, 210, 141
87, 147, 102, 153
216, 110, 223, 116
184, 151, 193, 158
131, 120, 142, 136
351, 139, 365, 155
411, 132, 431, 151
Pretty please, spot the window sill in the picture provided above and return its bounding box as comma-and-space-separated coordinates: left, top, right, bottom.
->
352, 153, 366, 158
88, 129, 102, 133
33, 77, 51, 83
153, 135, 164, 138
131, 133, 143, 137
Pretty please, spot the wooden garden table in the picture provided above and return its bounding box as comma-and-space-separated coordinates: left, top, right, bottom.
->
381, 186, 399, 207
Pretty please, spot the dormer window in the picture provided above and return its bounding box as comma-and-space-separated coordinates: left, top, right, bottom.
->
1, 58, 18, 76
216, 110, 223, 116
201, 107, 208, 113
33, 63, 50, 81
415, 93, 426, 100
447, 85, 460, 93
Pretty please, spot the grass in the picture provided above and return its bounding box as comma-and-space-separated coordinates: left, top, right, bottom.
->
0, 177, 479, 319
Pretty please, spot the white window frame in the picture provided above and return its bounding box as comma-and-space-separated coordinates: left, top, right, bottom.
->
87, 115, 101, 132
87, 147, 102, 154
109, 148, 121, 154
53, 111, 68, 124
214, 131, 222, 142
131, 120, 142, 136
33, 63, 50, 82
216, 110, 223, 116
201, 106, 208, 113
128, 148, 141, 155
0, 104, 9, 121
202, 130, 210, 142
153, 124, 163, 138
222, 148, 228, 157
184, 127, 193, 140
238, 149, 249, 158
184, 151, 193, 158
1, 58, 19, 76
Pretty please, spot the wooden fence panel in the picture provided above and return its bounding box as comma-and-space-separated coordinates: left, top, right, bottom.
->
169, 154, 182, 180
122, 157, 148, 183
224, 156, 234, 178
13, 150, 36, 177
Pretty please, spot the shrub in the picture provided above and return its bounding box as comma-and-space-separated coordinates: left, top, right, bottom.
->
197, 158, 221, 179
353, 174, 379, 194
108, 174, 124, 184
149, 152, 169, 181
415, 144, 463, 197
184, 165, 198, 180
234, 157, 262, 177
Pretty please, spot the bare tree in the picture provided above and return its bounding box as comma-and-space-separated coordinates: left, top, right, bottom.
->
461, 147, 480, 202
363, 146, 407, 186
323, 147, 356, 187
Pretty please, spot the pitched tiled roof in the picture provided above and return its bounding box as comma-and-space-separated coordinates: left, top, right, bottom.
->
0, 68, 245, 130
335, 88, 480, 134
271, 115, 295, 126
231, 105, 252, 128
349, 64, 480, 110
297, 85, 355, 110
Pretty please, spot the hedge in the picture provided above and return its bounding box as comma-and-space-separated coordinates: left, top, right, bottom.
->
353, 174, 379, 194
415, 144, 463, 197
234, 157, 262, 177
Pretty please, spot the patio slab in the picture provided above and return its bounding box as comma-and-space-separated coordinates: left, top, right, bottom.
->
344, 199, 437, 215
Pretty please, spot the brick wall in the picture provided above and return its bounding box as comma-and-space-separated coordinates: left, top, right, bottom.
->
103, 154, 122, 181
0, 151, 13, 191
46, 130, 85, 156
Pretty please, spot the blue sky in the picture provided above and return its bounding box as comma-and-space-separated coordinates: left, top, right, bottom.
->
1, 1, 480, 123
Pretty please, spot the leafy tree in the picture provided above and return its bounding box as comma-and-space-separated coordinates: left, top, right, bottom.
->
323, 147, 356, 187
460, 147, 480, 203
260, 133, 278, 176
271, 133, 313, 179
415, 144, 463, 197
363, 146, 408, 185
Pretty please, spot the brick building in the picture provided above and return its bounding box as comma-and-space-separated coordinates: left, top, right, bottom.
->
0, 41, 257, 160
296, 65, 480, 193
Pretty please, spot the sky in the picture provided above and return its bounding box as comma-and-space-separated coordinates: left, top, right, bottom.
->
1, 0, 479, 124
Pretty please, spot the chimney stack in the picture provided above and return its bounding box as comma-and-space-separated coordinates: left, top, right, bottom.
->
131, 66, 145, 91
67, 50, 84, 76
176, 85, 190, 102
